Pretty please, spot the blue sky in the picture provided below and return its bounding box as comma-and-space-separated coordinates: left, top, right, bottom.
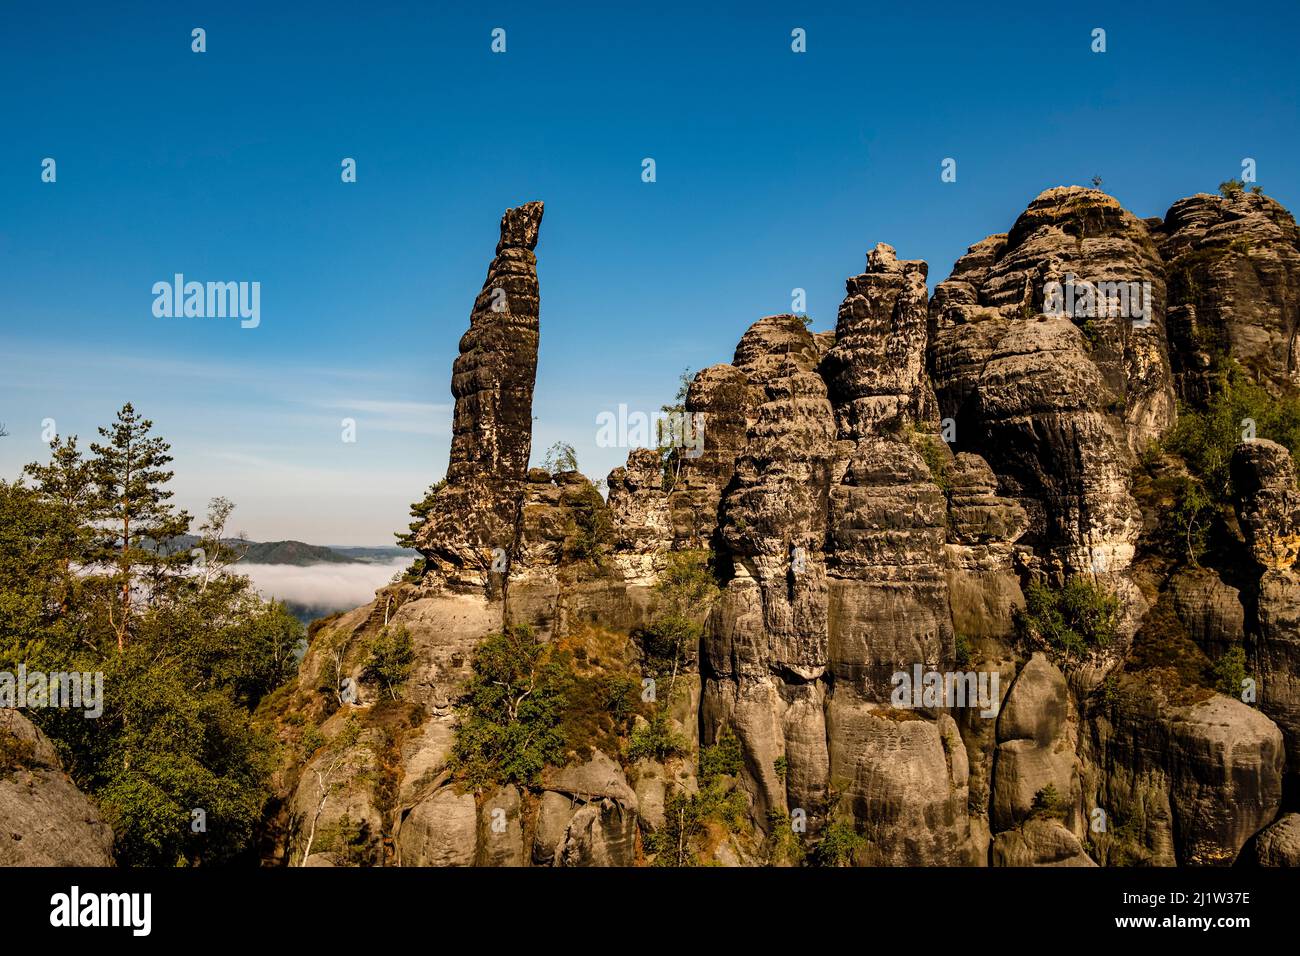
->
2, 0, 1297, 544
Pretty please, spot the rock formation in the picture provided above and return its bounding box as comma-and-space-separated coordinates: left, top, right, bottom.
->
415, 201, 544, 591
267, 186, 1300, 869
0, 709, 114, 866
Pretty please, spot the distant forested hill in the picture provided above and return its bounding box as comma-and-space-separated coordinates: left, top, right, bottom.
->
158, 535, 413, 566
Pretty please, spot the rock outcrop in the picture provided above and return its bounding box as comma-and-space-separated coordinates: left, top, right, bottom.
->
269, 186, 1300, 869
1158, 190, 1300, 400
415, 201, 544, 590
0, 709, 114, 866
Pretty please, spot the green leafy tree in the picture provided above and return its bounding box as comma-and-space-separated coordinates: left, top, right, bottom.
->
1164, 363, 1300, 503
543, 441, 579, 475
656, 368, 693, 491
394, 479, 447, 579
1029, 784, 1067, 821
1211, 646, 1248, 698
1015, 577, 1120, 661
450, 626, 570, 789
6, 409, 304, 865
625, 709, 689, 763
640, 550, 718, 694
813, 820, 865, 867
361, 624, 416, 700
648, 727, 749, 866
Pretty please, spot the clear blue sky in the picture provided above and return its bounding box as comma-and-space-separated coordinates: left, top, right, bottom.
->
2, 1, 1297, 544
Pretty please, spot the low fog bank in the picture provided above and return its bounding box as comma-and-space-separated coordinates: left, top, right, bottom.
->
239, 558, 410, 621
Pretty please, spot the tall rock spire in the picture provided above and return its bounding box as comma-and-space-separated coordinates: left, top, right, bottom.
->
416, 201, 544, 589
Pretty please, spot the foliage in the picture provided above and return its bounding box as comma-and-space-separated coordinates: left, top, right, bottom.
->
812, 820, 865, 867
953, 632, 973, 668
1153, 360, 1300, 564
450, 626, 570, 789
393, 479, 447, 580
625, 709, 689, 763
88, 403, 194, 649
599, 671, 639, 730
1165, 474, 1215, 566
656, 368, 694, 491
638, 550, 718, 690
361, 624, 416, 700
906, 426, 952, 494
543, 441, 579, 475
1014, 577, 1119, 661
0, 727, 37, 779
1028, 784, 1067, 821
563, 482, 612, 563
1211, 646, 1248, 699
645, 725, 750, 866
3, 404, 303, 866
1218, 178, 1245, 198
699, 725, 744, 781
765, 808, 806, 865
1163, 362, 1300, 504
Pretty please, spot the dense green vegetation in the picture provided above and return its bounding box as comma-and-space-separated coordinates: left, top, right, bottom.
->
1028, 784, 1067, 822
647, 726, 749, 866
637, 549, 718, 687
625, 708, 688, 763
449, 625, 570, 789
362, 624, 415, 700
1, 404, 302, 865
811, 820, 866, 867
1211, 646, 1248, 698
1152, 360, 1300, 565
1014, 577, 1119, 661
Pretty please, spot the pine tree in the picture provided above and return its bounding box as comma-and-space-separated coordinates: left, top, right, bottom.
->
395, 480, 444, 550
88, 403, 192, 650
23, 435, 100, 610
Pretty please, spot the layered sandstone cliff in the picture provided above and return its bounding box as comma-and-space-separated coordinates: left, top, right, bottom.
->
273, 187, 1300, 868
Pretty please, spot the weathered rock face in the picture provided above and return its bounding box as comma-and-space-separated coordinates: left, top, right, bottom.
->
667, 364, 750, 549
1254, 812, 1300, 866
821, 242, 935, 433
606, 447, 672, 585
1158, 191, 1300, 400
1082, 677, 1284, 866
0, 709, 114, 866
416, 202, 544, 590
715, 315, 837, 683
991, 653, 1080, 834
1230, 439, 1300, 778
827, 706, 976, 865
1233, 439, 1300, 572
701, 315, 837, 822
274, 188, 1300, 869
823, 245, 951, 700
930, 188, 1164, 580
